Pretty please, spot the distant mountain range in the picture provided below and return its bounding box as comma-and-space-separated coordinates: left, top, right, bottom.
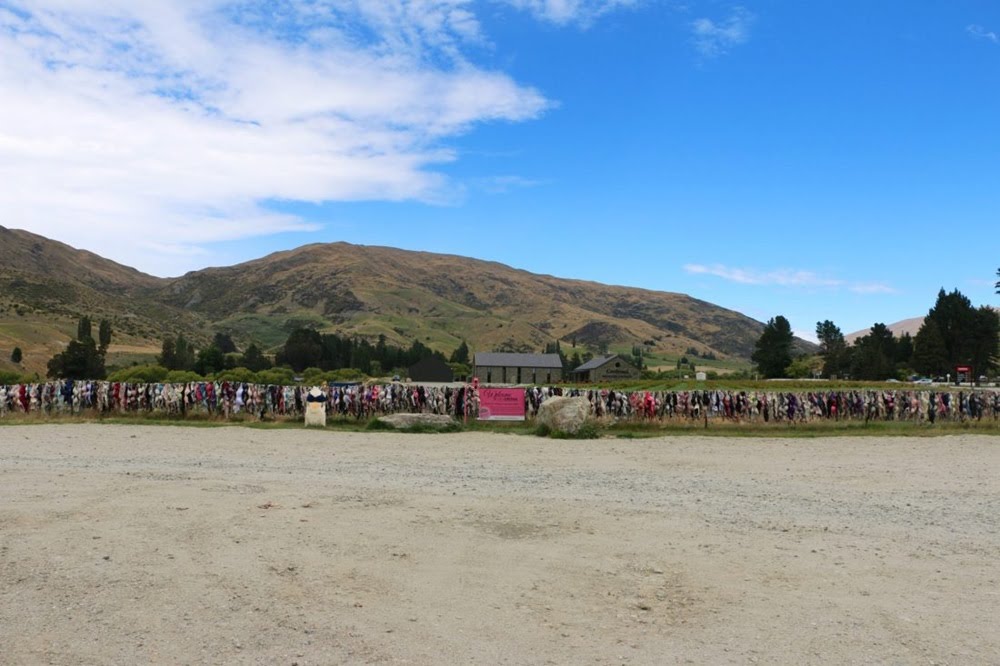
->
845, 317, 926, 344
0, 225, 816, 374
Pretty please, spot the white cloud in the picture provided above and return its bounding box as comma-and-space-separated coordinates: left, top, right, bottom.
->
501, 0, 640, 27
683, 263, 897, 294
683, 264, 842, 288
792, 329, 819, 345
691, 6, 753, 57
0, 0, 556, 275
967, 24, 999, 44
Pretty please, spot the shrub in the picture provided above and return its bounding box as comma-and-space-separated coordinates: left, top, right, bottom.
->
534, 421, 600, 439
398, 421, 463, 434
107, 364, 169, 383
164, 370, 203, 383
0, 370, 32, 384
213, 367, 258, 383
255, 368, 295, 385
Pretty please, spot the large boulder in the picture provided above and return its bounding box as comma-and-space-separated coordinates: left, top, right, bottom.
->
536, 396, 592, 435
377, 413, 456, 430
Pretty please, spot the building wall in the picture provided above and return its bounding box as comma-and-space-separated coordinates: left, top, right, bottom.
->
474, 365, 562, 384
588, 358, 639, 383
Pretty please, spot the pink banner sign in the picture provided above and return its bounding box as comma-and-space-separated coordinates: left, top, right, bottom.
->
478, 387, 526, 421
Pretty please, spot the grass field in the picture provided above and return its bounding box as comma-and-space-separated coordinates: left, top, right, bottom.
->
2, 409, 997, 437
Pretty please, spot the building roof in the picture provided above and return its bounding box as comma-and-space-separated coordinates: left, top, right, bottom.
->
473, 352, 563, 368
573, 355, 616, 372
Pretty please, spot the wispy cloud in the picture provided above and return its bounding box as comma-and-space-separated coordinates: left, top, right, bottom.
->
683, 264, 842, 288
691, 6, 754, 57
849, 282, 896, 295
502, 0, 640, 27
967, 24, 999, 44
0, 1, 572, 275
473, 175, 547, 194
683, 263, 897, 294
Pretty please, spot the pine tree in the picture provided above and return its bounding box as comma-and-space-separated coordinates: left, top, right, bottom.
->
239, 344, 272, 372
815, 320, 851, 378
98, 319, 112, 352
158, 337, 178, 369
850, 323, 897, 380
212, 332, 236, 354
751, 316, 793, 378
77, 316, 92, 341
449, 341, 470, 364
912, 319, 947, 376
921, 288, 999, 375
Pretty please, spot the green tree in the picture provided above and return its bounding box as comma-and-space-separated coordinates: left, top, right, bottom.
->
850, 323, 897, 380
919, 288, 999, 376
194, 345, 227, 376
212, 332, 237, 354
239, 343, 272, 372
48, 316, 107, 379
47, 336, 106, 379
158, 336, 177, 370
449, 341, 470, 365
98, 319, 112, 351
815, 320, 852, 378
912, 319, 947, 376
277, 328, 323, 372
158, 335, 196, 371
894, 332, 914, 366
174, 335, 196, 371
11, 347, 22, 364
77, 316, 92, 342
786, 356, 815, 379
751, 316, 793, 378
970, 305, 1000, 376
544, 340, 570, 371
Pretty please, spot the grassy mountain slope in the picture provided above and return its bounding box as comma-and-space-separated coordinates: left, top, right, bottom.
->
155, 242, 774, 359
2, 229, 808, 375
0, 226, 203, 375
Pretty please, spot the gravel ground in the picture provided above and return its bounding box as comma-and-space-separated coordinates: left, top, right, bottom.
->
1, 425, 998, 665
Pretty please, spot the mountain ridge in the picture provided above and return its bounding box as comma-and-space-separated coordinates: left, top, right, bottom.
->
1, 226, 816, 375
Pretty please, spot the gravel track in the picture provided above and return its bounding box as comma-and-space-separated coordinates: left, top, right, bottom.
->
1, 425, 998, 665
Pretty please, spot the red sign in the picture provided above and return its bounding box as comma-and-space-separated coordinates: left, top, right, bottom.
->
478, 387, 525, 421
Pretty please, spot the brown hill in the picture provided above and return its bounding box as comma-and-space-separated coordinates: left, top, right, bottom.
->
153, 242, 775, 359
0, 226, 205, 374
846, 317, 925, 344
2, 228, 814, 375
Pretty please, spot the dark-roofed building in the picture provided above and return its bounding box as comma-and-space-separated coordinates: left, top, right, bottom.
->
473, 352, 563, 385
572, 354, 640, 383
408, 356, 454, 383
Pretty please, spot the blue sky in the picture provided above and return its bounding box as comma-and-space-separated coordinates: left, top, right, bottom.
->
2, 1, 998, 341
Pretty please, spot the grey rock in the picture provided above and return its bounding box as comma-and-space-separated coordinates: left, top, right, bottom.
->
536, 396, 591, 435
